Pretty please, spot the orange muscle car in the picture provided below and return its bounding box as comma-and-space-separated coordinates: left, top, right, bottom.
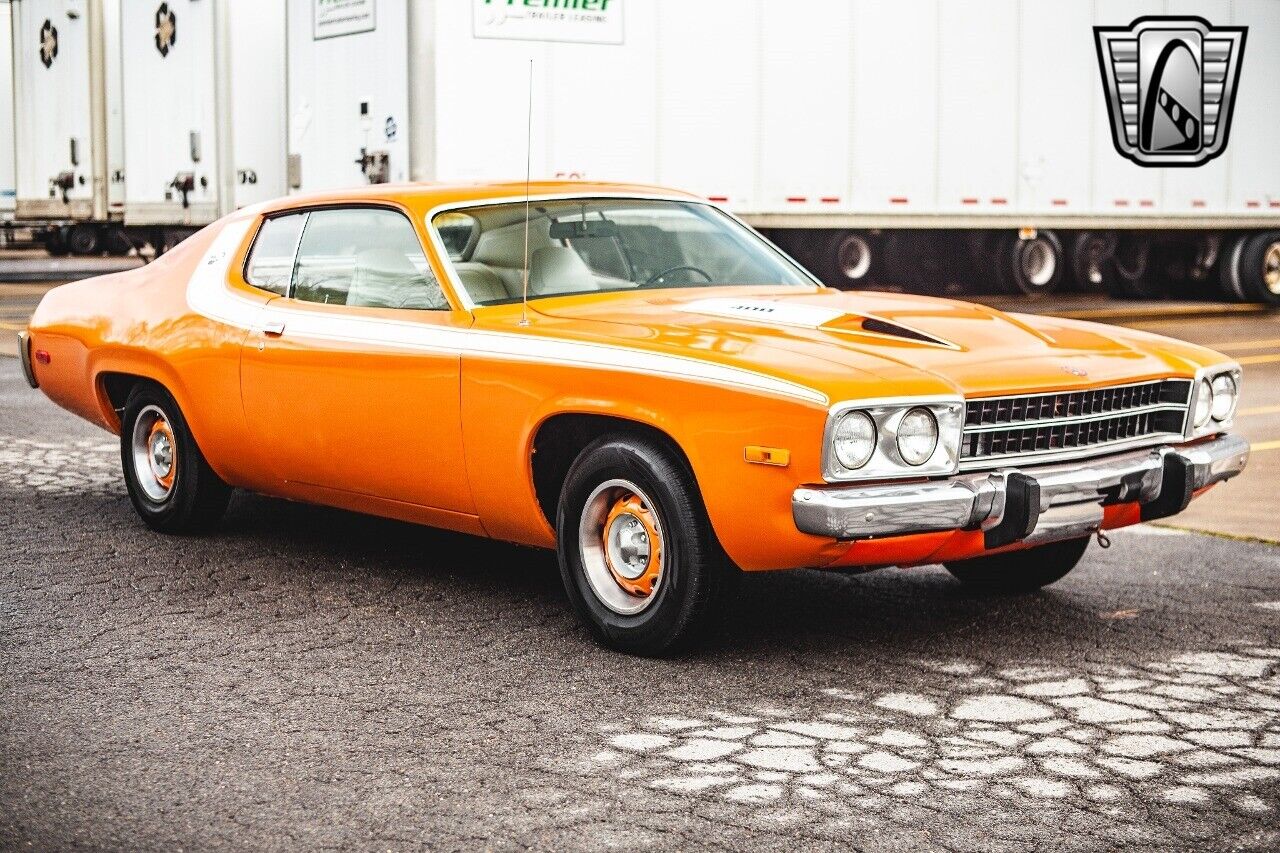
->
20, 182, 1249, 654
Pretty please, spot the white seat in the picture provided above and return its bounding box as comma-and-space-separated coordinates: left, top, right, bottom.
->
528, 246, 599, 296
454, 261, 513, 303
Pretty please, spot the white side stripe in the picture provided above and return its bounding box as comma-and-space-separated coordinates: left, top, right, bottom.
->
185, 220, 827, 406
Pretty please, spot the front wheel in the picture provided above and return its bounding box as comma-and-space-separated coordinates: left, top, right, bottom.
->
120, 384, 231, 533
944, 537, 1090, 593
556, 434, 736, 656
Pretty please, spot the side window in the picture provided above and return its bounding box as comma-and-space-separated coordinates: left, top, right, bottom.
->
245, 212, 305, 295
292, 208, 449, 310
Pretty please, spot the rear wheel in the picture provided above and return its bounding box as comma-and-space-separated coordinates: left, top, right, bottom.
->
997, 231, 1065, 297
944, 537, 1090, 593
120, 384, 231, 533
556, 434, 736, 656
43, 230, 70, 257
1108, 236, 1166, 299
67, 224, 101, 256
1224, 231, 1280, 305
825, 231, 878, 289
1069, 231, 1117, 293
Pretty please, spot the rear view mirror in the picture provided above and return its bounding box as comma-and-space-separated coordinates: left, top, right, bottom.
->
549, 219, 619, 240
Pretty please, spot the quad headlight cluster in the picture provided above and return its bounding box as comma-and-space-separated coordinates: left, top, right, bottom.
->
1188, 366, 1242, 436
823, 398, 964, 482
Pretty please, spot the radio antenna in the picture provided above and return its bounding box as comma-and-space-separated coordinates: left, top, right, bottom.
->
518, 58, 534, 327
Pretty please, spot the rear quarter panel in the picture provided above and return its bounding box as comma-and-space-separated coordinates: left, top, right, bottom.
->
26, 219, 266, 486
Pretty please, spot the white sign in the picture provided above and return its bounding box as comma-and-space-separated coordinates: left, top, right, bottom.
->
314, 0, 376, 40
473, 0, 624, 45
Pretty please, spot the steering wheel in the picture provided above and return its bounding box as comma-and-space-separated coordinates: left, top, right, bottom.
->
643, 265, 713, 286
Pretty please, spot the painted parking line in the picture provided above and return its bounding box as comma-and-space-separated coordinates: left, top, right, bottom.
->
1251, 440, 1280, 453
0, 321, 26, 331
1238, 404, 1280, 417
1236, 353, 1280, 366
1207, 336, 1280, 352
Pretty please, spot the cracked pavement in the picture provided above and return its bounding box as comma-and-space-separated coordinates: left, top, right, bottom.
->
0, 360, 1278, 851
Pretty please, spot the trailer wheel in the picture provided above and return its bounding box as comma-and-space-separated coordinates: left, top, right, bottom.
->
1226, 232, 1280, 306
43, 230, 70, 257
825, 231, 877, 289
997, 231, 1064, 297
1069, 232, 1117, 292
67, 225, 101, 256
1108, 236, 1165, 299
104, 229, 134, 257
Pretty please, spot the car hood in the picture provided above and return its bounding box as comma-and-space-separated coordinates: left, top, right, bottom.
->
527, 286, 1225, 402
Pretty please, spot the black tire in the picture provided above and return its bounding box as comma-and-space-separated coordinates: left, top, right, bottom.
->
105, 228, 134, 257
43, 230, 70, 257
944, 537, 1090, 593
120, 383, 231, 534
996, 231, 1065, 297
556, 433, 736, 656
1069, 232, 1117, 293
824, 231, 878, 290
1226, 231, 1280, 306
67, 224, 101, 256
1108, 236, 1166, 299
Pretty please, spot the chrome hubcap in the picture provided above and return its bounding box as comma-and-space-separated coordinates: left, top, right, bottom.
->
578, 479, 665, 615
1263, 242, 1280, 295
837, 235, 872, 281
606, 513, 651, 579
130, 404, 177, 502
1021, 238, 1057, 287
149, 432, 173, 480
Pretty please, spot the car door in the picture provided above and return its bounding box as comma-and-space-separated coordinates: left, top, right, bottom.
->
238, 205, 476, 516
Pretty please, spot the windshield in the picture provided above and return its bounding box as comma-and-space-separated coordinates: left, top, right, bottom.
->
430, 198, 815, 306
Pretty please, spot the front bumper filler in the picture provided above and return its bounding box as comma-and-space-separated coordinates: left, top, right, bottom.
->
792, 435, 1250, 549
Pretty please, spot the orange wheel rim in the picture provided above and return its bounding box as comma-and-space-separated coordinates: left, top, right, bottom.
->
147, 417, 177, 491
602, 492, 663, 597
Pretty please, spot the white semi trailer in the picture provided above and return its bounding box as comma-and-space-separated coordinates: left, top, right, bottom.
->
0, 1, 15, 221
7, 0, 285, 254
284, 0, 1280, 304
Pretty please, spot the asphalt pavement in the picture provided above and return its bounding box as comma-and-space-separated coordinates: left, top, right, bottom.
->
2, 265, 1280, 850
1, 355, 1279, 849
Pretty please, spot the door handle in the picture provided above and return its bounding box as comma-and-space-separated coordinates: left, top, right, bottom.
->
262, 321, 286, 337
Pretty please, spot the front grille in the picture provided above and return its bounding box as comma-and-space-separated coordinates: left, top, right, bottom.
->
961, 379, 1192, 467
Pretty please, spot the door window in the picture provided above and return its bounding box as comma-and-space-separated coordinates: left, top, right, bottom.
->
245, 212, 305, 296
292, 208, 448, 310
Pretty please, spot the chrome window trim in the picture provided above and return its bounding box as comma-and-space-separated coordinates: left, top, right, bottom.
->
422, 192, 825, 313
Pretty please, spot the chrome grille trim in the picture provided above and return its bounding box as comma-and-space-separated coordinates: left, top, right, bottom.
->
960, 379, 1192, 469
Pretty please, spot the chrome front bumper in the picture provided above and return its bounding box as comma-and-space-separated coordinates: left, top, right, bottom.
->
16, 330, 38, 389
792, 434, 1250, 549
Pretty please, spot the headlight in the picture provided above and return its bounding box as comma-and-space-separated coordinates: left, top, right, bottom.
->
896, 407, 939, 465
832, 410, 876, 470
1210, 373, 1238, 422
822, 397, 964, 482
1193, 378, 1213, 428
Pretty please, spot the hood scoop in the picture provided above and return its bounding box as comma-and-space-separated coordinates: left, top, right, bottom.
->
851, 316, 952, 347
679, 297, 955, 348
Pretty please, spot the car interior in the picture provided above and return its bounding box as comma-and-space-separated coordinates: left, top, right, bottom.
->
433, 198, 810, 305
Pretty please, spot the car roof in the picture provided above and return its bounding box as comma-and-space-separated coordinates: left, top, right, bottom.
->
246, 180, 705, 218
